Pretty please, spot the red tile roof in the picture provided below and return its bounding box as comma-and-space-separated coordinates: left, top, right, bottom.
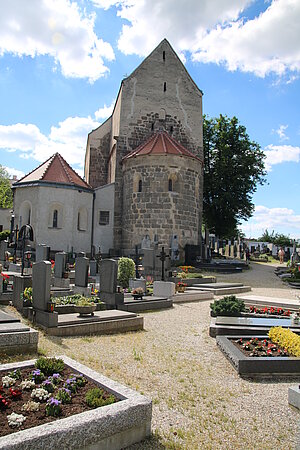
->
16, 153, 91, 189
122, 131, 202, 162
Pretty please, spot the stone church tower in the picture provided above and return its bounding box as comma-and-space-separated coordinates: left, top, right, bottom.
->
85, 39, 203, 254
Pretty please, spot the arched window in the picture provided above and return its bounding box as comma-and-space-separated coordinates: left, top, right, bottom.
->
53, 210, 58, 228
168, 179, 173, 192
138, 179, 143, 193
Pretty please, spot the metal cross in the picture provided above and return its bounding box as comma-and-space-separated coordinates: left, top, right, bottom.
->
156, 246, 170, 281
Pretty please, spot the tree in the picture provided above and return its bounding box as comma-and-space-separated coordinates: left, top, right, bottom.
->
0, 165, 13, 209
258, 229, 292, 246
203, 115, 267, 238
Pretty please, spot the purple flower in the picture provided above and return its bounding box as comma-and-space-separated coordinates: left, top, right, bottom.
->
48, 397, 61, 406
32, 370, 41, 376
52, 373, 60, 379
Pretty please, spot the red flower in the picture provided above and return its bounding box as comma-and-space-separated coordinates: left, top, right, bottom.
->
9, 388, 22, 399
0, 395, 10, 409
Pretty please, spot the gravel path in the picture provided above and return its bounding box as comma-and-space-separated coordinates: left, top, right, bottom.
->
2, 262, 300, 449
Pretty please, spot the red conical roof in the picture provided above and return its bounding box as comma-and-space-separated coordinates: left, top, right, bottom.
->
16, 153, 91, 189
122, 131, 202, 162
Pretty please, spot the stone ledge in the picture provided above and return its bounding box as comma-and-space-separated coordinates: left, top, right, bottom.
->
288, 386, 300, 410
0, 355, 152, 450
216, 335, 300, 378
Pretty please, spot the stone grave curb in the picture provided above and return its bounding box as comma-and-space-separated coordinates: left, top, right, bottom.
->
0, 355, 152, 450
216, 335, 300, 378
45, 316, 144, 337
288, 386, 300, 410
0, 329, 38, 356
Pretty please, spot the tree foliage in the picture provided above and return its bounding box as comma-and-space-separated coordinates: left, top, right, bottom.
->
117, 257, 135, 288
258, 229, 293, 246
203, 115, 267, 238
0, 165, 13, 209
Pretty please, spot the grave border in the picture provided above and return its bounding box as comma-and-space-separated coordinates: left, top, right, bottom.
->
216, 335, 300, 378
0, 355, 152, 450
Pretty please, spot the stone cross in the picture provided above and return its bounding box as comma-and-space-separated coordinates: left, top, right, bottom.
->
156, 246, 170, 281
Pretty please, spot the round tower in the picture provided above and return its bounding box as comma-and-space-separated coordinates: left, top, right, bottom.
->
122, 131, 203, 253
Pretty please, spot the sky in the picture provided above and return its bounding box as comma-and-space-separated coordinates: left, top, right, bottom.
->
0, 0, 299, 239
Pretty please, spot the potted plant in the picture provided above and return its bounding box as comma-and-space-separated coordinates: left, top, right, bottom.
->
175, 281, 187, 293
132, 287, 144, 300
75, 297, 96, 316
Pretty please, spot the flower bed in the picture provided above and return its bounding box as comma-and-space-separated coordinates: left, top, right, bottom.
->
216, 335, 300, 378
247, 305, 291, 316
0, 357, 118, 438
233, 337, 289, 357
0, 356, 152, 450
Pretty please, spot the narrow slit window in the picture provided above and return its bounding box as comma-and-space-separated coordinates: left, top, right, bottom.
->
170, 125, 173, 133
168, 179, 173, 192
138, 179, 142, 193
151, 122, 154, 131
163, 82, 166, 92
163, 51, 165, 61
53, 210, 58, 228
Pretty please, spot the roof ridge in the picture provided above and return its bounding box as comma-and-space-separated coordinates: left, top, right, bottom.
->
16, 153, 54, 184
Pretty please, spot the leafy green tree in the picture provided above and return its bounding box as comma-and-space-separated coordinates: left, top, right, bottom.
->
117, 257, 135, 288
258, 229, 292, 246
0, 165, 13, 209
203, 115, 267, 238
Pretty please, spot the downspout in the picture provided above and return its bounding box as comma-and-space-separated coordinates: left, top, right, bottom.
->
91, 191, 95, 258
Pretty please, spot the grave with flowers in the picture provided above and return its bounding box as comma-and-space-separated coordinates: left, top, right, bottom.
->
0, 355, 152, 449
216, 327, 300, 378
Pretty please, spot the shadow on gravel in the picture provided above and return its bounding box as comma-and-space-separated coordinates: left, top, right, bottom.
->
125, 434, 166, 449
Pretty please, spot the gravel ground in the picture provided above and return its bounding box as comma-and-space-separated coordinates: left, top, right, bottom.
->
1, 262, 300, 449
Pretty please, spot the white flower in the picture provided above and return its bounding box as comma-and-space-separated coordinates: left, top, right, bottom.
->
19, 379, 35, 390
2, 376, 15, 387
7, 412, 26, 427
22, 401, 40, 412
31, 388, 50, 401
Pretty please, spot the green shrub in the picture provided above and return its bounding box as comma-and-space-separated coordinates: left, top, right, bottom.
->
35, 357, 65, 375
85, 388, 116, 408
117, 257, 135, 288
210, 295, 245, 316
0, 230, 10, 241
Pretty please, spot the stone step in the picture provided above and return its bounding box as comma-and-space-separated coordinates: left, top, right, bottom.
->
236, 294, 300, 311
173, 290, 214, 304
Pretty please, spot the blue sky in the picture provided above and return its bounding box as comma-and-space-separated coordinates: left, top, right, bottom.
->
0, 0, 299, 239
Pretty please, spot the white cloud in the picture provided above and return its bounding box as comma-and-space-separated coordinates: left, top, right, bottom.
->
95, 0, 300, 78
0, 101, 114, 168
241, 205, 300, 239
4, 167, 25, 180
95, 101, 115, 119
264, 144, 300, 170
0, 0, 115, 82
273, 124, 289, 141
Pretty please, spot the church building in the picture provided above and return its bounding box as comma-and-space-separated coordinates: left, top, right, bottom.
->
13, 39, 204, 258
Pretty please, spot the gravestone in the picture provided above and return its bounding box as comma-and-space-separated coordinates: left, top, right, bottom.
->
12, 274, 32, 312
75, 257, 89, 287
141, 235, 151, 249
99, 259, 124, 307
32, 261, 51, 311
54, 252, 67, 278
90, 260, 97, 276
0, 240, 8, 262
36, 244, 50, 262
129, 278, 146, 292
225, 245, 230, 257
54, 251, 70, 288
170, 234, 179, 261
0, 264, 3, 294
32, 261, 58, 328
153, 281, 175, 298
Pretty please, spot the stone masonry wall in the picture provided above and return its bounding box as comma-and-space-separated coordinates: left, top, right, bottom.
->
88, 132, 110, 188
122, 154, 202, 250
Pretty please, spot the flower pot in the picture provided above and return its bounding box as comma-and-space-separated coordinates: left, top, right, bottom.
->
133, 294, 143, 300
75, 305, 97, 316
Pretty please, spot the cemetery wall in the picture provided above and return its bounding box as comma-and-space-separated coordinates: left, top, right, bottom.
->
14, 185, 93, 254
93, 183, 115, 254
122, 154, 202, 249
